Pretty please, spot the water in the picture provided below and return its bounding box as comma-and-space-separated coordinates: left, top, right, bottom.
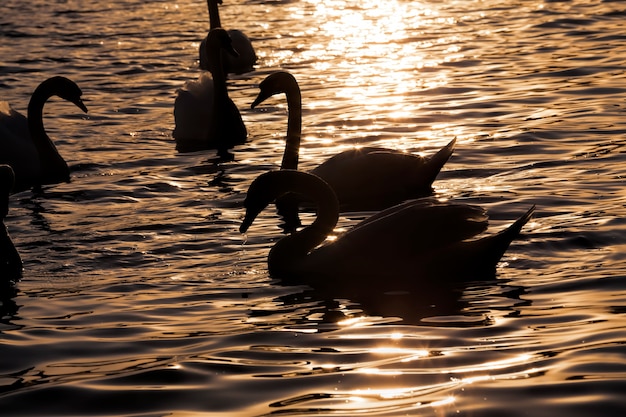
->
1, 0, 626, 415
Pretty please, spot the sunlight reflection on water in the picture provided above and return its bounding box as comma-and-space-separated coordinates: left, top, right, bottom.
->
1, 0, 626, 415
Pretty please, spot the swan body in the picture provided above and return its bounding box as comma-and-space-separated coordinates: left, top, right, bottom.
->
0, 76, 88, 192
0, 165, 22, 280
199, 0, 256, 74
251, 71, 455, 212
174, 28, 247, 156
240, 170, 535, 294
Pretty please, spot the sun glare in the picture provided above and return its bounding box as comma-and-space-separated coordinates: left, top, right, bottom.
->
303, 0, 452, 123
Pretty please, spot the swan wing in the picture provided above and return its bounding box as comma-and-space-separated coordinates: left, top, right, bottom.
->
0, 102, 29, 140
0, 102, 40, 187
173, 73, 213, 149
225, 29, 257, 74
333, 200, 489, 256
312, 148, 439, 210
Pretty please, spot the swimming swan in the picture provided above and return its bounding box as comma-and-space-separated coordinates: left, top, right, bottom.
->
0, 76, 88, 192
199, 0, 256, 74
0, 165, 22, 280
240, 170, 535, 293
174, 28, 247, 156
251, 71, 455, 212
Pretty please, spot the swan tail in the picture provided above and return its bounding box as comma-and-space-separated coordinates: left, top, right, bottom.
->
422, 138, 456, 185
471, 205, 535, 273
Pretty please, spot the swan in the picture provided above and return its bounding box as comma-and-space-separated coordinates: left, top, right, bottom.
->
199, 0, 256, 74
174, 28, 247, 157
0, 76, 88, 192
0, 165, 22, 280
251, 71, 456, 215
240, 170, 535, 294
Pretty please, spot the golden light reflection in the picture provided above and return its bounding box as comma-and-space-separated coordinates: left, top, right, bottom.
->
337, 316, 370, 327
302, 0, 457, 126
444, 353, 534, 374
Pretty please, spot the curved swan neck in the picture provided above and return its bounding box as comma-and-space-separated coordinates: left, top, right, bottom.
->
207, 0, 222, 29
27, 78, 70, 177
280, 76, 302, 171
244, 171, 338, 275
27, 83, 51, 141
205, 30, 233, 96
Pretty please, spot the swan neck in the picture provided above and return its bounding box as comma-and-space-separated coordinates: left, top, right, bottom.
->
280, 83, 303, 171
27, 82, 69, 178
268, 173, 339, 275
207, 0, 222, 28
27, 90, 47, 139
207, 45, 228, 96
212, 57, 228, 96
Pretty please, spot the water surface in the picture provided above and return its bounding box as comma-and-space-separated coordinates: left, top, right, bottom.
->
1, 0, 626, 415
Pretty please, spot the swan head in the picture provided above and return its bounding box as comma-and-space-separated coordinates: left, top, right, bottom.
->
46, 76, 88, 114
239, 170, 306, 233
240, 170, 339, 234
240, 171, 283, 234
0, 165, 15, 219
251, 71, 298, 109
205, 28, 239, 58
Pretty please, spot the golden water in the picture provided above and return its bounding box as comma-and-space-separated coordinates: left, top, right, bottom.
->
2, 0, 626, 415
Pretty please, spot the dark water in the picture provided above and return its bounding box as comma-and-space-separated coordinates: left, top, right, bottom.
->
1, 0, 626, 415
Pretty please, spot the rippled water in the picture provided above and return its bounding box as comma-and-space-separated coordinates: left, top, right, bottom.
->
1, 0, 626, 415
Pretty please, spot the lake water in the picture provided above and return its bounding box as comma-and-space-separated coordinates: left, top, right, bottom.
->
2, 0, 626, 415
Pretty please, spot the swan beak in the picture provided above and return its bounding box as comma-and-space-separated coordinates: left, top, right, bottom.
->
74, 98, 88, 114
251, 91, 270, 109
240, 215, 253, 234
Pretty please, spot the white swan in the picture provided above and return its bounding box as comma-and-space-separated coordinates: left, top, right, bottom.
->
0, 76, 88, 192
0, 165, 22, 280
240, 170, 535, 293
174, 28, 247, 157
199, 0, 256, 74
251, 71, 455, 214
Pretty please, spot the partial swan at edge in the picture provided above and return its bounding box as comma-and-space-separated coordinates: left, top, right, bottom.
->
240, 170, 535, 294
199, 0, 257, 74
0, 76, 88, 193
174, 28, 247, 157
0, 165, 22, 280
251, 71, 455, 213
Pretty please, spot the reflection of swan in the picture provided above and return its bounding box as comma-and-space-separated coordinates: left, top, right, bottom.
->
0, 165, 22, 280
199, 0, 256, 74
251, 71, 455, 212
174, 28, 247, 157
240, 170, 535, 293
0, 76, 88, 192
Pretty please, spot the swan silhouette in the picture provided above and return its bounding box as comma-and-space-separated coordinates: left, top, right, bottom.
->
174, 28, 247, 157
0, 165, 22, 280
251, 71, 455, 214
240, 170, 535, 293
199, 0, 256, 74
0, 76, 88, 192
